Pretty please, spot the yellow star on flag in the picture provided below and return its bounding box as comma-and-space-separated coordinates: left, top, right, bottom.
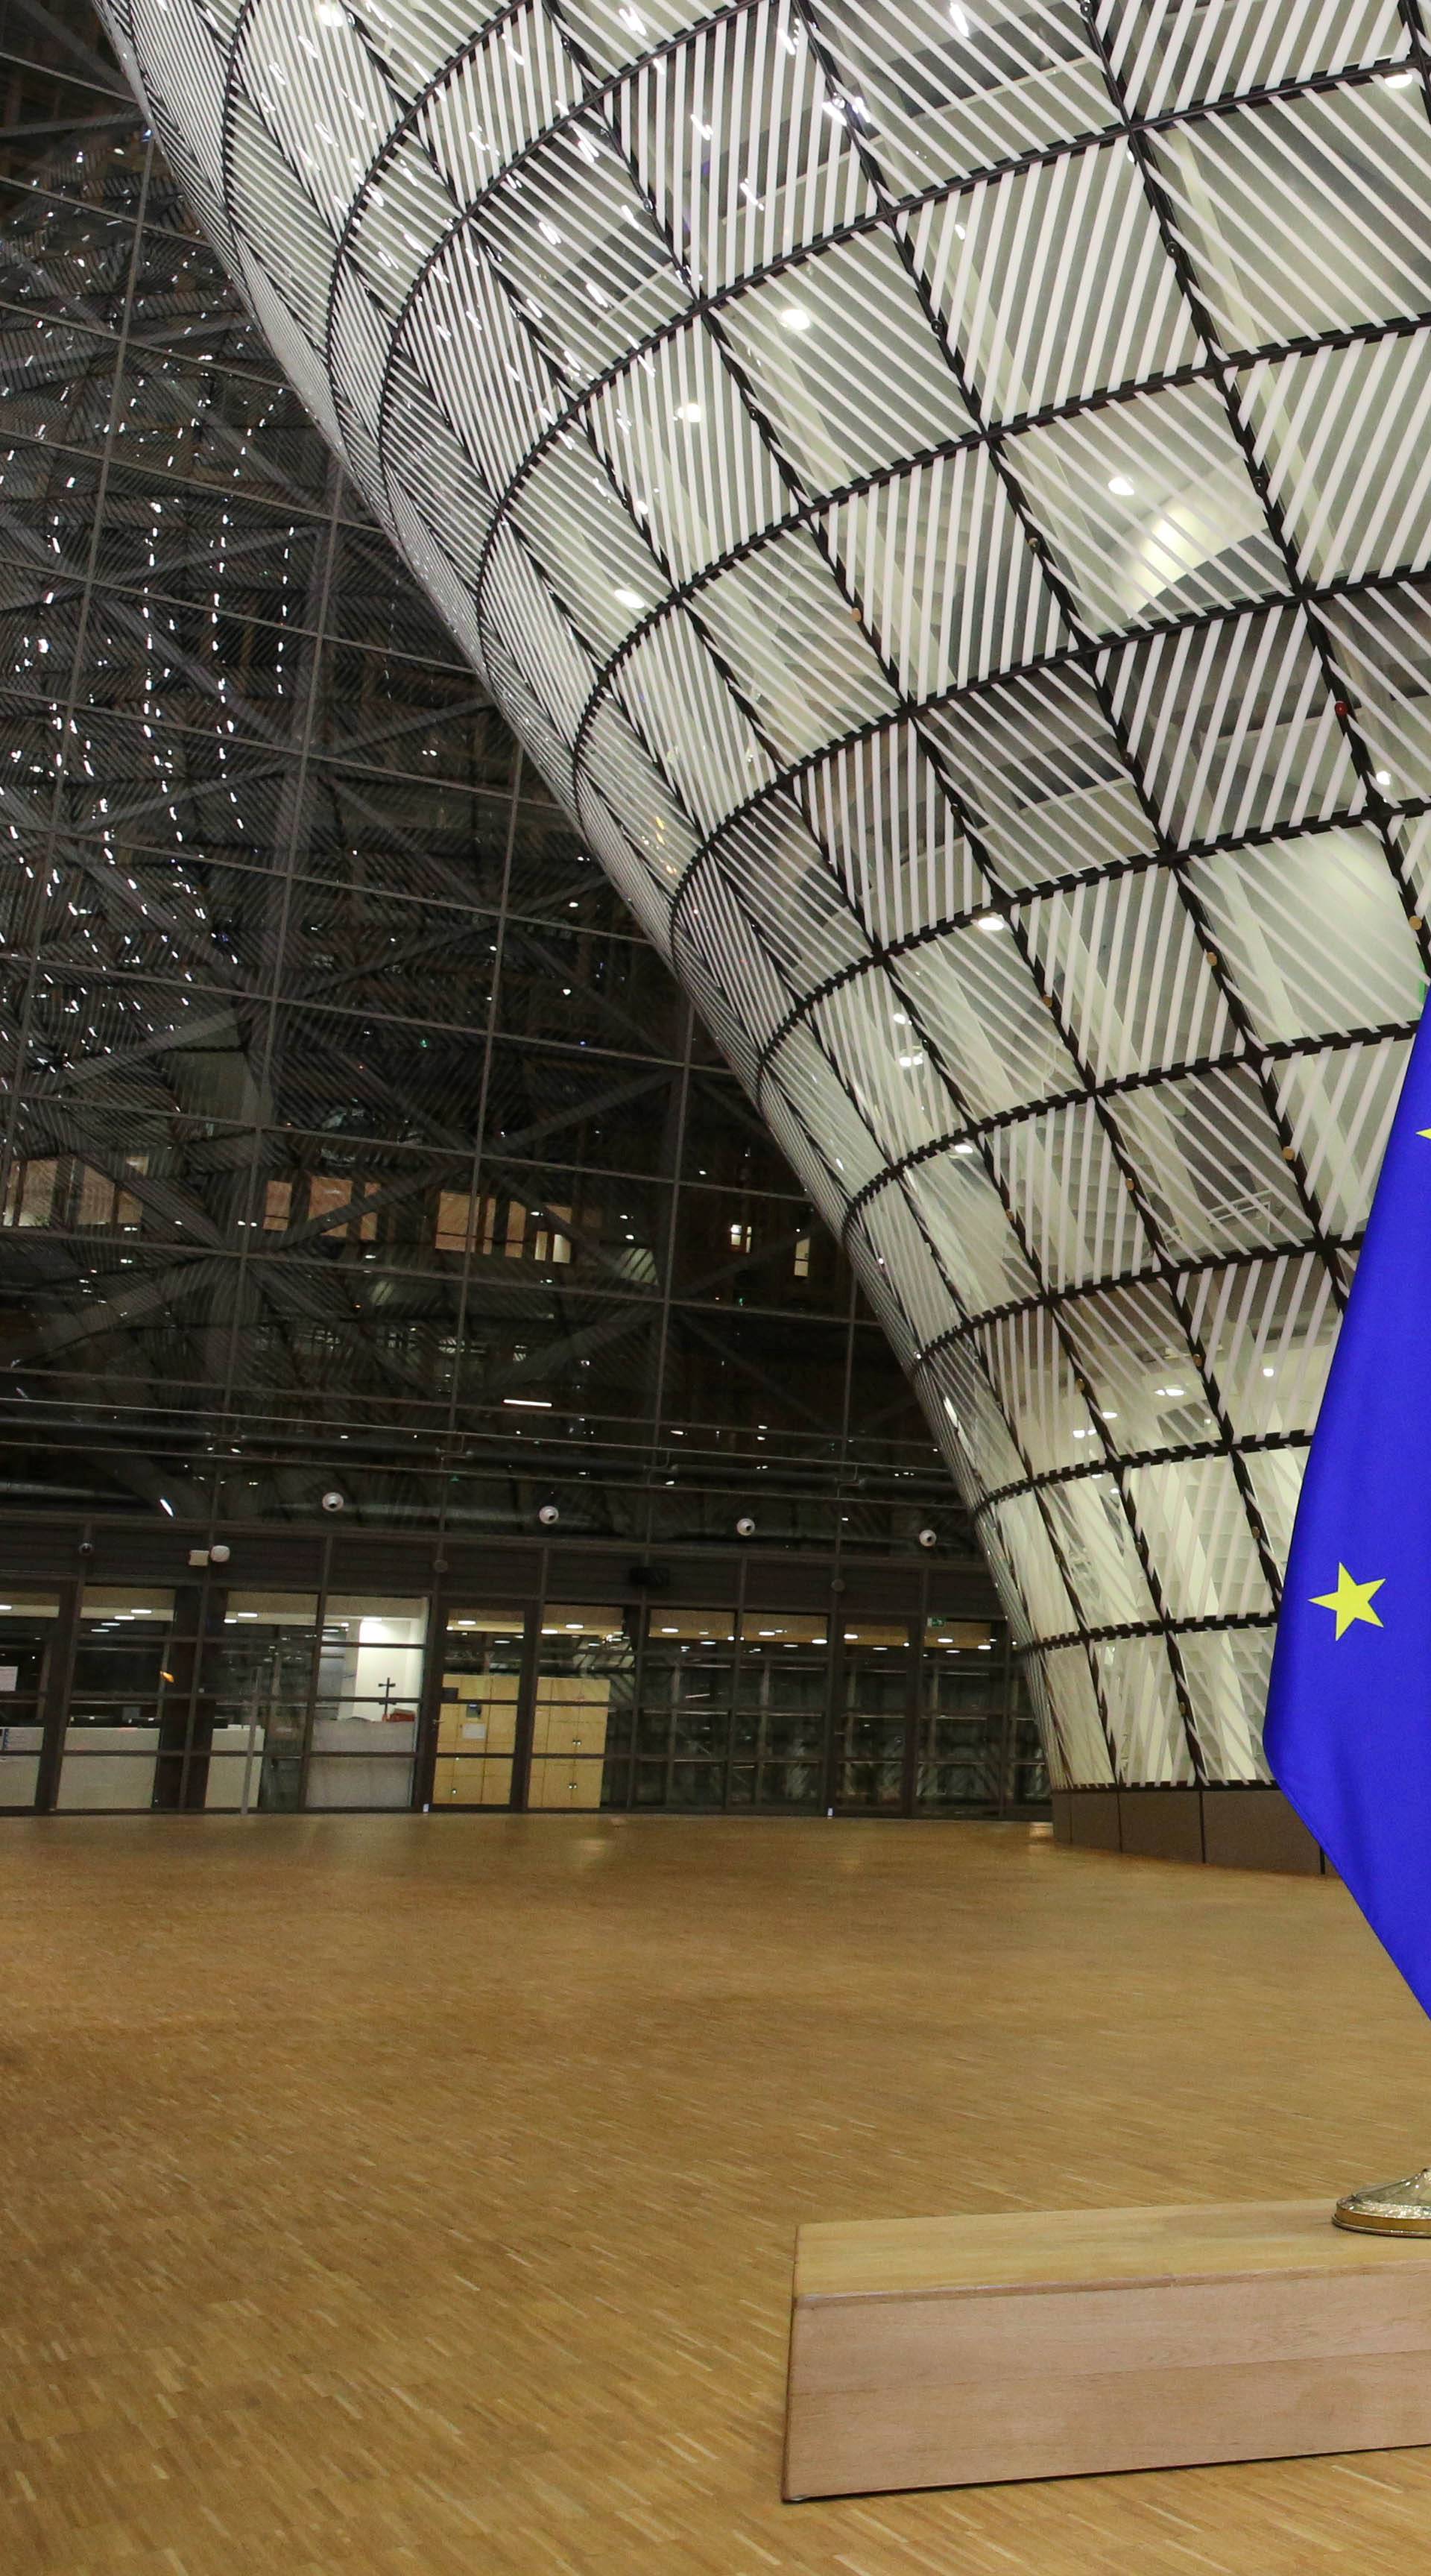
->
1311, 1565, 1385, 1641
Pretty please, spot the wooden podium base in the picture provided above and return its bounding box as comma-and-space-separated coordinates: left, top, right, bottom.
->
784, 2200, 1431, 2499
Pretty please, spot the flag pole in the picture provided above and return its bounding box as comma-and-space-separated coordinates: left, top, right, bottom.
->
1334, 2173, 1431, 2236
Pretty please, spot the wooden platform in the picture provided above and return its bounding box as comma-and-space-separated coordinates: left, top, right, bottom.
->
785, 2200, 1431, 2498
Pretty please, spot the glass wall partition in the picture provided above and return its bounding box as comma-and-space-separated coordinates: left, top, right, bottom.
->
633, 1609, 736, 1809
0, 1593, 60, 1809
734, 1613, 828, 1811
306, 1597, 426, 1809
835, 1621, 915, 1813
206, 1592, 322, 1812
435, 1611, 526, 1808
8, 1547, 1023, 1816
59, 1588, 176, 1810
915, 1619, 1001, 1813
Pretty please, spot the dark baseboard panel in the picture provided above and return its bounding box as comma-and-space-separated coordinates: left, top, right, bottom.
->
1049, 1787, 1328, 1875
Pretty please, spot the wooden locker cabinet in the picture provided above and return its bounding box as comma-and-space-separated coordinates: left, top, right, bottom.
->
528, 1675, 609, 1810
433, 1672, 519, 1806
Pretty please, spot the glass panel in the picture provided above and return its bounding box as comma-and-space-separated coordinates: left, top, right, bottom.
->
530, 1608, 631, 1811
835, 1617, 911, 1813
435, 1610, 525, 1809
204, 1593, 322, 1812
737, 1611, 828, 1810
60, 1586, 176, 1809
916, 1617, 1001, 1812
0, 1590, 58, 1808
634, 1607, 736, 1804
306, 1595, 427, 1808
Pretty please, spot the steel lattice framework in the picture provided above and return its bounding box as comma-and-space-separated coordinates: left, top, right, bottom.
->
94, 0, 1431, 1788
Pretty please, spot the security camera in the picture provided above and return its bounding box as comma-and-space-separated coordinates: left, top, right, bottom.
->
209, 1541, 231, 1565
917, 1526, 938, 1551
735, 1514, 756, 1539
537, 1502, 560, 1527
320, 1489, 346, 1514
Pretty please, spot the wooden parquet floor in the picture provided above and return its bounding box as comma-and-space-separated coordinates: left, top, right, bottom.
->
5, 1813, 1431, 2574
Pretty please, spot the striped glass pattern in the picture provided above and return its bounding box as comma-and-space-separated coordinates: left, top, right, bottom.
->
96, 0, 1431, 1787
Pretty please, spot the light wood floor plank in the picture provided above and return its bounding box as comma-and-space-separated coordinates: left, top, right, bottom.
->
4, 1814, 1431, 2572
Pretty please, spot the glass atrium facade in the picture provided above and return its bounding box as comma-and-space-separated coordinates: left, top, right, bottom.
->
102, 0, 1431, 1793
0, 2, 1034, 1816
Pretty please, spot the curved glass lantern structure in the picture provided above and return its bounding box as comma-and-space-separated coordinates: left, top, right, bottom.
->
98, 0, 1431, 1788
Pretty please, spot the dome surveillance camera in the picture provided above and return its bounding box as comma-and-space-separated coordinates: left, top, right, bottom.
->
735, 1513, 756, 1539
320, 1489, 346, 1514
917, 1526, 938, 1550
537, 1502, 560, 1527
209, 1541, 231, 1565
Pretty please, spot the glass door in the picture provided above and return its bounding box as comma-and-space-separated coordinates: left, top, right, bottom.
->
435, 1611, 526, 1808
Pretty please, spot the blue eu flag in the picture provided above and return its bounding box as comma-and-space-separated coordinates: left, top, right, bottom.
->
1266, 1008, 1431, 2012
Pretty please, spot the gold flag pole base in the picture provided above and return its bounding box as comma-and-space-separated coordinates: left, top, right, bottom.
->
1333, 2169, 1431, 2235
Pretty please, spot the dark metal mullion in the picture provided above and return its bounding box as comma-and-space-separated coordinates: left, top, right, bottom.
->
511, 1578, 545, 1814
972, 1425, 1312, 1518
1022, 1605, 1277, 1656
996, 1618, 1015, 1816
33, 1572, 80, 1813
295, 1527, 334, 1812
837, 1014, 1416, 1236
922, 1221, 1363, 1359
411, 1573, 447, 1813
621, 1594, 647, 1813
644, 994, 695, 1535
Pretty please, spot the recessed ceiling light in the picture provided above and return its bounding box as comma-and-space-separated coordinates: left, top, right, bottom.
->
613, 586, 644, 609
1108, 473, 1136, 497
675, 400, 702, 422
780, 304, 812, 331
